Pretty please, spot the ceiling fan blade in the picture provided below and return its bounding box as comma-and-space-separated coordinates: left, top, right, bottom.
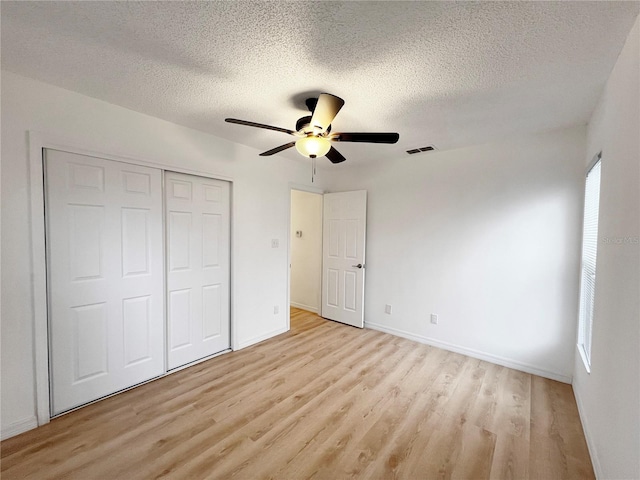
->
225, 118, 297, 136
326, 146, 346, 164
259, 142, 296, 156
310, 93, 345, 132
332, 132, 400, 144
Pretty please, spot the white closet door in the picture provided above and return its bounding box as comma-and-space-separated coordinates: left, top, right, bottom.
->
45, 149, 164, 415
165, 172, 230, 370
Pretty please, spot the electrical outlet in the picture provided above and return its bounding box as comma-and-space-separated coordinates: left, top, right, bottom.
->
385, 304, 392, 314
430, 313, 438, 325
274, 305, 279, 315
271, 239, 279, 248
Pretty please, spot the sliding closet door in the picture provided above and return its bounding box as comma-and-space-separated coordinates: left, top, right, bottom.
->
45, 149, 165, 415
165, 172, 230, 369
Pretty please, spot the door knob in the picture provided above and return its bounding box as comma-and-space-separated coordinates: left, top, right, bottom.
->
352, 263, 364, 269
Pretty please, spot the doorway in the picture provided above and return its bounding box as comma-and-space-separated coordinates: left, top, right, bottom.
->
289, 189, 323, 315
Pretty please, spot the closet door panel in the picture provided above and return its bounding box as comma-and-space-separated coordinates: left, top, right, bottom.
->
165, 172, 230, 369
46, 149, 164, 415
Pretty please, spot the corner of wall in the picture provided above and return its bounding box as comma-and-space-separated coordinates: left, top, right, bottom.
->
572, 369, 604, 479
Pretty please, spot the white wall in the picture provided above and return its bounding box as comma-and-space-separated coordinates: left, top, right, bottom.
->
0, 71, 326, 438
573, 16, 640, 480
325, 126, 586, 381
290, 190, 323, 313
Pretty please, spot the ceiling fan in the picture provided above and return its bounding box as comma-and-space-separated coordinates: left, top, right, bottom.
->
225, 93, 399, 164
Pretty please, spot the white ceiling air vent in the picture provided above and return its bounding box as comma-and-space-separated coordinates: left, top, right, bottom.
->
406, 145, 437, 154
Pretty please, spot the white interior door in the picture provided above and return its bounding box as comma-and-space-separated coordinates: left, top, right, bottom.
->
321, 190, 367, 328
165, 172, 230, 370
45, 149, 165, 415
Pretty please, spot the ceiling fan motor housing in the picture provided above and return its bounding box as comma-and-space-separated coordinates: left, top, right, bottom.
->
296, 115, 331, 135
295, 115, 312, 132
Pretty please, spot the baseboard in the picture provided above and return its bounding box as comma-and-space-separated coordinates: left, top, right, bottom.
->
573, 386, 603, 479
290, 302, 318, 314
364, 321, 572, 384
236, 326, 288, 350
1, 416, 38, 440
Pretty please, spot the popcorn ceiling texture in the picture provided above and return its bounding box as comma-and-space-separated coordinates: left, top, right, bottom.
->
2, 1, 638, 165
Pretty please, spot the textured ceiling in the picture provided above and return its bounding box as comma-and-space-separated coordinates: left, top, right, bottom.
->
2, 1, 639, 166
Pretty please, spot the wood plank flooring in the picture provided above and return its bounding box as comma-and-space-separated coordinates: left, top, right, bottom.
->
1, 308, 594, 479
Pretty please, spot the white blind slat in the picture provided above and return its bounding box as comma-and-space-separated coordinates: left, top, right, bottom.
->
578, 158, 601, 367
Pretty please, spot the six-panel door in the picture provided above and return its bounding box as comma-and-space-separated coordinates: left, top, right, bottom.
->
165, 172, 231, 370
45, 149, 165, 415
321, 190, 367, 328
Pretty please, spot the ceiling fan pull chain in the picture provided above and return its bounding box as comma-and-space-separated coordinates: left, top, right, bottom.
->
311, 157, 316, 183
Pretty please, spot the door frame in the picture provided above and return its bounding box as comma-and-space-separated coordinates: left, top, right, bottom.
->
287, 183, 324, 330
28, 130, 236, 426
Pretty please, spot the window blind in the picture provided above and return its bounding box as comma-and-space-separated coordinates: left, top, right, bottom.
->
578, 158, 601, 367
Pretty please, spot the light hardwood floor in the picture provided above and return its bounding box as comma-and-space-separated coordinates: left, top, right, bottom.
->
1, 308, 594, 479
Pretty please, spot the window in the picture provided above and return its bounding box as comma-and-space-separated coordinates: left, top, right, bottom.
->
578, 153, 602, 371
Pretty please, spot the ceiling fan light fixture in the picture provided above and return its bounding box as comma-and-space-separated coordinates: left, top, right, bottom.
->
225, 92, 399, 164
295, 135, 331, 159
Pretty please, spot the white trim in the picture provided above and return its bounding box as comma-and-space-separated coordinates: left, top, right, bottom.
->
161, 170, 169, 374
287, 183, 324, 333
586, 150, 603, 175
28, 132, 51, 427
230, 181, 237, 351
364, 321, 573, 384
290, 302, 319, 314
288, 182, 325, 195
30, 131, 234, 182
1, 416, 38, 441
577, 343, 592, 374
573, 384, 603, 479
236, 326, 288, 350
28, 130, 236, 427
